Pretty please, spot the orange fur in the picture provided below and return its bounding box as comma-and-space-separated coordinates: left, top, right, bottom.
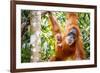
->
49, 12, 86, 61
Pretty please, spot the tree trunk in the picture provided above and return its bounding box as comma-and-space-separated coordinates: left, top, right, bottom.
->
30, 11, 41, 62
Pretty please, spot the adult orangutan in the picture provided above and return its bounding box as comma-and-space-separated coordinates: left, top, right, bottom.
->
48, 12, 86, 61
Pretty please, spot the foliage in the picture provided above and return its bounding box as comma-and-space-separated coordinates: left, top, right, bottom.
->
21, 10, 31, 63
78, 13, 90, 59
40, 14, 55, 61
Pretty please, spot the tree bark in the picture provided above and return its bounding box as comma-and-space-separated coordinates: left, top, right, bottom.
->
30, 11, 41, 62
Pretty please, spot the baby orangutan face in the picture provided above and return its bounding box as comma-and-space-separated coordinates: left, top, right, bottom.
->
65, 28, 77, 46
55, 33, 62, 44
